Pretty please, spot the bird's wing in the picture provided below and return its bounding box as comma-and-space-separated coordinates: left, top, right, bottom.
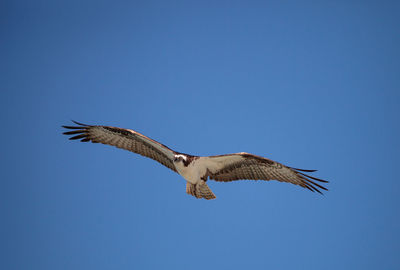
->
62, 121, 178, 172
203, 152, 328, 194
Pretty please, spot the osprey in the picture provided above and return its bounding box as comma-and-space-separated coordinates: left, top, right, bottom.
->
62, 121, 328, 200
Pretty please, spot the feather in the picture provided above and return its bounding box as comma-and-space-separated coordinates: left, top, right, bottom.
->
69, 134, 87, 140
206, 153, 328, 194
62, 121, 178, 172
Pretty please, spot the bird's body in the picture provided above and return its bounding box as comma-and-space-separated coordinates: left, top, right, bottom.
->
62, 121, 328, 200
174, 156, 202, 184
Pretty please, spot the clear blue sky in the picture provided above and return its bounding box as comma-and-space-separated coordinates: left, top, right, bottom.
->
2, 1, 400, 269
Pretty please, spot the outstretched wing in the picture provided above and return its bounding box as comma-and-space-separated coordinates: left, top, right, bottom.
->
204, 152, 328, 194
62, 121, 178, 172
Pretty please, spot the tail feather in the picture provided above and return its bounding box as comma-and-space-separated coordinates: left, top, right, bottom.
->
186, 182, 199, 198
186, 181, 216, 200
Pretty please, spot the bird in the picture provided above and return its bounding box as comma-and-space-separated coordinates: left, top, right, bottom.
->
62, 121, 328, 200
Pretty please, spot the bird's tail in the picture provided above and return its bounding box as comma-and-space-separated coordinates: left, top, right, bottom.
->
186, 181, 216, 200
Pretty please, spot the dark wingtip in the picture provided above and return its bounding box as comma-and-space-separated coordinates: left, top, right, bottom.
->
62, 120, 92, 130
63, 130, 86, 135
297, 171, 329, 183
303, 181, 325, 195
62, 121, 92, 142
290, 167, 318, 173
71, 120, 90, 126
314, 188, 323, 195
62, 125, 84, 129
290, 166, 329, 195
299, 174, 328, 195
69, 134, 87, 140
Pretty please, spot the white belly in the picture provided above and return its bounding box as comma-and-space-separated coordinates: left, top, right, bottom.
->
174, 159, 207, 184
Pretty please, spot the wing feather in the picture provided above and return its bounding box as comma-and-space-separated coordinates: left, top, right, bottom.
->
205, 153, 328, 194
62, 121, 177, 172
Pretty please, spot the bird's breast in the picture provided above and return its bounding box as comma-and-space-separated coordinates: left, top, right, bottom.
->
175, 159, 206, 184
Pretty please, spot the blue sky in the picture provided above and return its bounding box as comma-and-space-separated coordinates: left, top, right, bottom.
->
2, 1, 400, 269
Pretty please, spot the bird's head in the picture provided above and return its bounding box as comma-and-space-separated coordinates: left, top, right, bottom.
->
173, 154, 187, 163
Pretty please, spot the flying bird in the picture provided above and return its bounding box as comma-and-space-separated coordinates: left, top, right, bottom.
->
62, 121, 328, 200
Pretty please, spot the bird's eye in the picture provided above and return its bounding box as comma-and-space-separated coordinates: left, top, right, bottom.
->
174, 157, 178, 162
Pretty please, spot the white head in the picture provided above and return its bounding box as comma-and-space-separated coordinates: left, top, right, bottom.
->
173, 154, 187, 163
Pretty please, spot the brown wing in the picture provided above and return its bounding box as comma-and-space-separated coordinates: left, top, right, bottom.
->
205, 153, 328, 194
62, 121, 178, 172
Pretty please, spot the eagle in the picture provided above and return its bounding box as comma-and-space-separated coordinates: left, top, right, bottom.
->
62, 121, 328, 200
